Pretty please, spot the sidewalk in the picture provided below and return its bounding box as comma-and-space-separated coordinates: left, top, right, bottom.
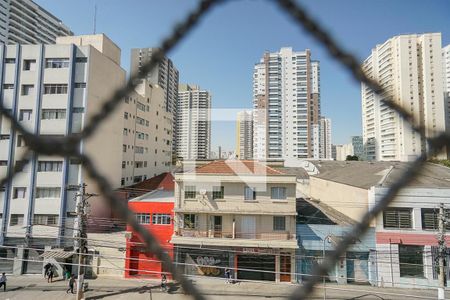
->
1, 275, 449, 299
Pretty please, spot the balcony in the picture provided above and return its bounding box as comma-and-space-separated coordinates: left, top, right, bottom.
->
171, 228, 298, 249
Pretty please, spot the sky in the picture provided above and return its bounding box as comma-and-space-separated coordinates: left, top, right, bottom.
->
36, 0, 450, 152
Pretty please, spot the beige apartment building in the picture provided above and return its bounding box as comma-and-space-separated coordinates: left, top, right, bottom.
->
171, 160, 298, 283
235, 110, 253, 159
0, 34, 126, 274
121, 80, 172, 186
362, 33, 447, 161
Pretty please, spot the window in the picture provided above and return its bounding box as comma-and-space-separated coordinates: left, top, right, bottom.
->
23, 59, 36, 71
136, 213, 150, 224
75, 57, 87, 63
136, 101, 146, 112
15, 160, 28, 171
43, 84, 68, 94
383, 208, 412, 229
35, 187, 61, 198
74, 83, 86, 88
13, 187, 26, 198
17, 135, 27, 147
184, 186, 196, 199
123, 144, 127, 152
72, 107, 84, 113
0, 161, 7, 166
244, 186, 256, 201
0, 135, 9, 140
124, 112, 128, 119
183, 214, 197, 229
273, 216, 286, 231
3, 84, 14, 90
33, 214, 57, 225
4, 58, 15, 64
21, 84, 34, 95
42, 109, 66, 120
421, 208, 450, 230
399, 245, 424, 278
152, 214, 171, 225
271, 187, 286, 200
19, 109, 32, 121
212, 186, 224, 200
45, 58, 69, 68
10, 214, 23, 226
37, 161, 63, 172
121, 161, 125, 169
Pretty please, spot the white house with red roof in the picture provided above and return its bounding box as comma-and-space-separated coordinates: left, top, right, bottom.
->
171, 160, 298, 283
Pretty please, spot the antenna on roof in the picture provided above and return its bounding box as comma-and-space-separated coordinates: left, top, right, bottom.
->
93, 3, 97, 34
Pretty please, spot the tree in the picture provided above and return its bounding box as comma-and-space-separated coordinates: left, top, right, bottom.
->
346, 155, 359, 161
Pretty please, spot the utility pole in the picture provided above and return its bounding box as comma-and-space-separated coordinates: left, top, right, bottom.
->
67, 183, 96, 300
438, 203, 446, 300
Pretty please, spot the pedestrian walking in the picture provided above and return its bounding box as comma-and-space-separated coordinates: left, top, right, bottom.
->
0, 273, 6, 292
225, 268, 231, 284
43, 262, 51, 279
47, 265, 54, 283
160, 274, 168, 292
66, 275, 76, 294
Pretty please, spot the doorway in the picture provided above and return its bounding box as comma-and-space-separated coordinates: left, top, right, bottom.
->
280, 253, 291, 282
213, 216, 222, 237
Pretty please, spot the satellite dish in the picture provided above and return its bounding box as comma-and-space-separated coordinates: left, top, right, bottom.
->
199, 189, 207, 195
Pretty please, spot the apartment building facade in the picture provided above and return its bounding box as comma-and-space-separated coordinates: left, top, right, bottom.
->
0, 0, 73, 45
130, 48, 179, 155
121, 80, 172, 187
176, 84, 211, 160
171, 160, 298, 282
235, 110, 253, 159
443, 44, 450, 147
319, 117, 332, 159
253, 47, 322, 160
0, 34, 126, 273
361, 33, 447, 161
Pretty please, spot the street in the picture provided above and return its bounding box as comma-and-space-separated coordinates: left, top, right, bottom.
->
0, 275, 449, 300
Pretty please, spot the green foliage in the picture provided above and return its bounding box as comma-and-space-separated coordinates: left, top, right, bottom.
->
429, 159, 450, 168
346, 155, 359, 161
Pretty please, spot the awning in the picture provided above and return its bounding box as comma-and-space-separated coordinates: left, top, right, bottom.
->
40, 250, 74, 259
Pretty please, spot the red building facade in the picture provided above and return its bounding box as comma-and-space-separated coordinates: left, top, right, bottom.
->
125, 187, 174, 278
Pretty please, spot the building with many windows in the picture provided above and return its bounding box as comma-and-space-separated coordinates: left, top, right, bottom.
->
121, 80, 172, 186
235, 110, 253, 159
176, 84, 211, 160
319, 117, 332, 159
443, 44, 450, 157
0, 0, 73, 44
0, 34, 126, 274
253, 48, 322, 160
361, 33, 447, 161
171, 160, 298, 282
130, 48, 179, 155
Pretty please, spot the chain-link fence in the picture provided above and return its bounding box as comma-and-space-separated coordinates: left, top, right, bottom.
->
1, 0, 449, 299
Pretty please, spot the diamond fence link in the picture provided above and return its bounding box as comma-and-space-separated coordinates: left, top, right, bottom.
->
0, 0, 448, 299
274, 0, 450, 299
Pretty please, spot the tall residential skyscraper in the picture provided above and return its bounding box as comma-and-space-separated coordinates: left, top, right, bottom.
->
235, 110, 253, 159
253, 47, 321, 160
351, 136, 365, 160
361, 33, 447, 161
130, 48, 179, 154
121, 80, 173, 187
319, 117, 332, 159
176, 84, 211, 160
0, 35, 125, 260
0, 0, 73, 44
443, 44, 450, 136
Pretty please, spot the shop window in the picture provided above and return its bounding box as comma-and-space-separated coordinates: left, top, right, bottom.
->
399, 245, 424, 278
